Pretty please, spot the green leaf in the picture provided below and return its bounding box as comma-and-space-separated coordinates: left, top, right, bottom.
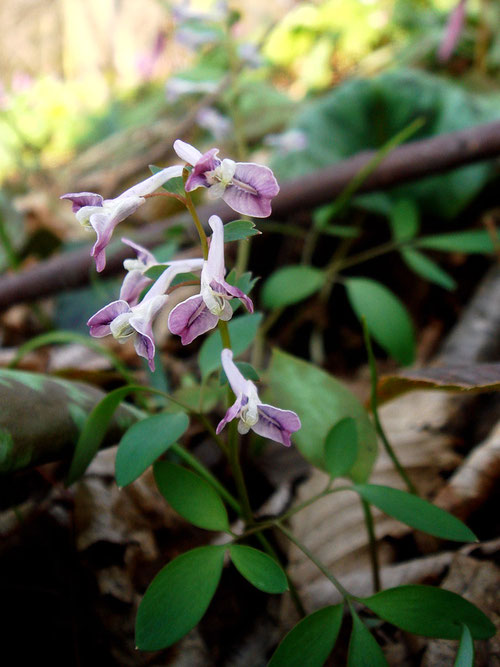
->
198, 312, 263, 377
348, 611, 388, 667
389, 199, 419, 241
261, 266, 325, 309
226, 269, 258, 296
313, 204, 359, 237
268, 605, 343, 667
454, 625, 474, 667
223, 219, 260, 242
415, 230, 495, 254
136, 545, 225, 650
362, 585, 496, 640
269, 350, 377, 481
115, 413, 189, 487
226, 270, 259, 313
352, 484, 477, 542
322, 224, 359, 239
229, 545, 288, 593
154, 461, 229, 531
67, 385, 143, 484
324, 417, 358, 478
164, 382, 224, 414
345, 278, 416, 366
220, 361, 259, 385
149, 164, 185, 197
401, 248, 456, 290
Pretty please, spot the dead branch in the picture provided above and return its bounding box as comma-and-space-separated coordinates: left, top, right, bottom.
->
1, 119, 500, 310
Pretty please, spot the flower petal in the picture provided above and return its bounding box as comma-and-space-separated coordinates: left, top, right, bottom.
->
185, 148, 220, 191
223, 162, 280, 217
121, 237, 156, 265
118, 165, 184, 198
253, 404, 301, 447
119, 270, 151, 306
173, 139, 203, 165
438, 0, 467, 63
216, 392, 245, 434
168, 293, 219, 345
146, 258, 204, 300
213, 278, 254, 313
60, 192, 103, 213
205, 215, 225, 280
220, 349, 249, 396
87, 300, 130, 337
90, 197, 144, 272
129, 295, 167, 371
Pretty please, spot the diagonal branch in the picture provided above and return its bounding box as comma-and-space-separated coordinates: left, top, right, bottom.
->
1, 120, 500, 309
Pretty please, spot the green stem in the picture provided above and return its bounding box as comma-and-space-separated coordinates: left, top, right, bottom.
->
184, 181, 209, 260
228, 413, 253, 522
172, 443, 241, 513
361, 499, 381, 593
217, 320, 253, 521
0, 216, 19, 270
254, 531, 307, 618
276, 521, 352, 600
362, 318, 418, 495
218, 319, 232, 349
235, 234, 251, 276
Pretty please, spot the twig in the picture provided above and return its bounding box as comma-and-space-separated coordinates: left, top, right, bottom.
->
3, 120, 500, 308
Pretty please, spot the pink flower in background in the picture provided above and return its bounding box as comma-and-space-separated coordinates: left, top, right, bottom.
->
136, 30, 167, 81
196, 107, 232, 140
88, 259, 203, 370
173, 139, 279, 217
168, 215, 253, 345
264, 129, 307, 155
165, 78, 219, 103
61, 165, 183, 272
438, 0, 467, 63
216, 349, 301, 446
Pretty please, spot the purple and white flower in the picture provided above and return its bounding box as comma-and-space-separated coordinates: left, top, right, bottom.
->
119, 238, 204, 307
88, 259, 203, 370
61, 165, 183, 272
216, 349, 301, 447
168, 215, 253, 345
173, 139, 279, 218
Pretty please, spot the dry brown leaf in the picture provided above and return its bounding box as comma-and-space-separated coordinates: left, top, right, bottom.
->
378, 363, 500, 403
434, 418, 500, 521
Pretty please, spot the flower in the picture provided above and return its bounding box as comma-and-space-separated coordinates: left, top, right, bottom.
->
168, 215, 253, 345
165, 78, 219, 103
196, 107, 232, 141
88, 259, 203, 370
264, 129, 308, 155
216, 349, 301, 446
119, 238, 157, 306
119, 238, 204, 307
173, 139, 279, 217
61, 165, 183, 272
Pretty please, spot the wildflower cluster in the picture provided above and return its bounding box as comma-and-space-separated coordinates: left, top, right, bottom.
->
62, 140, 300, 446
